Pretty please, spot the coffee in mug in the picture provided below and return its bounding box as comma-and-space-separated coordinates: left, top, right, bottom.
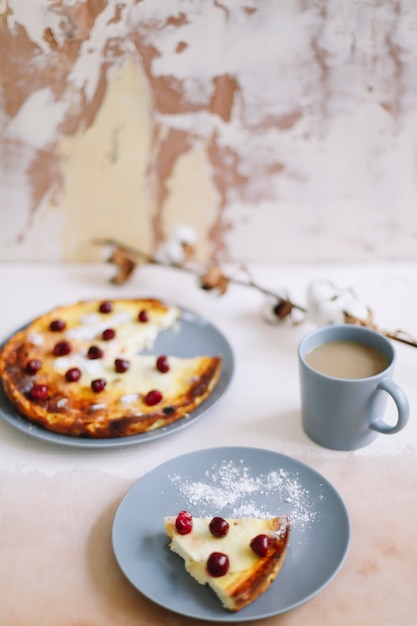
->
298, 324, 409, 450
305, 340, 389, 379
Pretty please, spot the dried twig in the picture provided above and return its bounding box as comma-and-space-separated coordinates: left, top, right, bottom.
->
93, 238, 417, 349
93, 237, 305, 315
344, 313, 417, 348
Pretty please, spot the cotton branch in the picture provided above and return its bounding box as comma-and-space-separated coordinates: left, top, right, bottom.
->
92, 237, 305, 318
92, 238, 417, 349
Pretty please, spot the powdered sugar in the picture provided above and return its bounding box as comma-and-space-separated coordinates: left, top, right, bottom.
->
169, 458, 320, 532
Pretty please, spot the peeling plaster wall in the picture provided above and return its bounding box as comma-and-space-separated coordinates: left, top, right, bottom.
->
1, 0, 417, 263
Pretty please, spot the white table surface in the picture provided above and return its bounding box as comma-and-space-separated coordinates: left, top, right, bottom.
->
1, 261, 416, 625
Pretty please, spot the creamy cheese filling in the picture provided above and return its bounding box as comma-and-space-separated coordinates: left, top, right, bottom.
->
167, 517, 269, 577
28, 332, 44, 345
62, 306, 180, 358
52, 354, 204, 398
47, 303, 187, 397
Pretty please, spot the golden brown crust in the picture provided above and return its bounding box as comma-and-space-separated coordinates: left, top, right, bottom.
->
226, 519, 290, 611
0, 299, 222, 438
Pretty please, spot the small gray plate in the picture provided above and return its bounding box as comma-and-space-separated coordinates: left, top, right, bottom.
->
0, 307, 234, 448
112, 446, 350, 622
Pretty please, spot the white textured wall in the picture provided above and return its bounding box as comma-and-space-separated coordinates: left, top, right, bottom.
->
1, 0, 417, 262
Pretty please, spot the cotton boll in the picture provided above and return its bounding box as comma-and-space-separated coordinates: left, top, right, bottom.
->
155, 225, 197, 264
307, 280, 339, 308
335, 291, 369, 322
306, 301, 322, 325
306, 279, 370, 326
313, 299, 346, 325
155, 239, 185, 264
173, 224, 196, 245
306, 280, 339, 325
261, 296, 282, 324
343, 298, 369, 322
261, 292, 296, 323
100, 244, 115, 261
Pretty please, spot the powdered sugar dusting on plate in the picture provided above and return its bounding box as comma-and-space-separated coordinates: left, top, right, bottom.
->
169, 458, 321, 531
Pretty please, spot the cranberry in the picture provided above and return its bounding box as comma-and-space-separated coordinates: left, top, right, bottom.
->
209, 517, 230, 538
138, 309, 149, 323
144, 389, 163, 406
65, 367, 81, 382
207, 552, 229, 577
156, 355, 170, 373
91, 378, 106, 393
49, 319, 66, 332
99, 301, 113, 314
250, 534, 271, 557
28, 384, 48, 400
101, 328, 115, 341
53, 341, 72, 356
175, 511, 193, 535
25, 359, 42, 375
87, 345, 103, 359
114, 358, 130, 373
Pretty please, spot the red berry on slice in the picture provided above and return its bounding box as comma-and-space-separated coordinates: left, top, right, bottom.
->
175, 511, 193, 535
250, 534, 271, 557
209, 517, 230, 538
156, 355, 170, 373
91, 378, 106, 393
50, 319, 66, 332
53, 341, 72, 356
28, 384, 48, 400
115, 358, 130, 373
101, 328, 115, 341
65, 367, 81, 382
138, 309, 149, 323
144, 389, 163, 406
87, 345, 103, 359
207, 552, 229, 577
99, 301, 113, 313
25, 359, 42, 375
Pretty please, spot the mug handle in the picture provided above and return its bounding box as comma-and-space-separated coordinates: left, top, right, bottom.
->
369, 379, 409, 434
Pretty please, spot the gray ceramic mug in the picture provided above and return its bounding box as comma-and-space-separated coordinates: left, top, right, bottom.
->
298, 324, 409, 450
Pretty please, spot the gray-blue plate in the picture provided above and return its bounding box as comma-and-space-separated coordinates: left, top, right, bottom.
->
112, 446, 350, 621
0, 307, 234, 448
